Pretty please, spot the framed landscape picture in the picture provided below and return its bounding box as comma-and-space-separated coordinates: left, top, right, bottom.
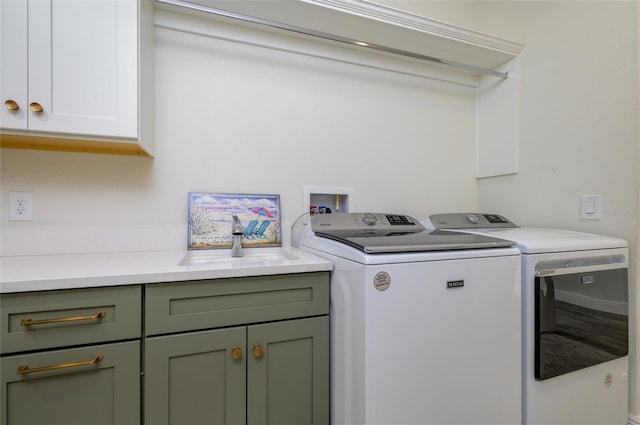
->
187, 193, 281, 250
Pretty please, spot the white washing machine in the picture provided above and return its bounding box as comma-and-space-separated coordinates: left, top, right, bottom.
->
299, 213, 522, 425
428, 213, 630, 425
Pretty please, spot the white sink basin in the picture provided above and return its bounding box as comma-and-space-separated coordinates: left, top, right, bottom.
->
178, 248, 301, 268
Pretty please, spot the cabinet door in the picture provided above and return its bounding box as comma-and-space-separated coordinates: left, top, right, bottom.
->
145, 327, 246, 425
0, 0, 28, 130
27, 0, 138, 137
247, 316, 329, 425
0, 341, 140, 425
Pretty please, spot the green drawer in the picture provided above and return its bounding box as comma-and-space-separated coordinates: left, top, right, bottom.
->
1, 340, 140, 425
145, 272, 329, 336
1, 285, 141, 354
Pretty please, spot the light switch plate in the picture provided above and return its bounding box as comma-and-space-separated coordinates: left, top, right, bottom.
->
580, 194, 601, 220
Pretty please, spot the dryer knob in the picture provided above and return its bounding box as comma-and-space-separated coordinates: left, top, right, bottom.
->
466, 214, 481, 224
362, 213, 378, 226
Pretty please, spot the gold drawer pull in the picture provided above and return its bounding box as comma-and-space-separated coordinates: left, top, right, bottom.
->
17, 354, 104, 375
253, 345, 264, 358
21, 311, 106, 327
4, 99, 19, 110
29, 102, 43, 113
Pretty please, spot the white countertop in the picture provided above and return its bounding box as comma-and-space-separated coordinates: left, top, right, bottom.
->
0, 247, 333, 293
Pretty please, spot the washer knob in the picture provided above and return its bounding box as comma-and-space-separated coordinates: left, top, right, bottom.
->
362, 213, 377, 226
466, 214, 481, 224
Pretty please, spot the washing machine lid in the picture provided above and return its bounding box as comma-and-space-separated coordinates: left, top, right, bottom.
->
428, 213, 628, 253
310, 213, 515, 253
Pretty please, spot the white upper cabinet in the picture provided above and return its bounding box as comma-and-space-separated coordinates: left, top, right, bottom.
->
1, 0, 154, 156
29, 0, 137, 137
1, 0, 28, 131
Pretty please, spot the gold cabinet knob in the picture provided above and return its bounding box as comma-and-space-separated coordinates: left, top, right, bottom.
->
29, 102, 44, 113
253, 345, 264, 358
4, 100, 19, 111
231, 347, 242, 360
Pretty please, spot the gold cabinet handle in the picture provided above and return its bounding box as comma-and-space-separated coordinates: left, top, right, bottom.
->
4, 100, 19, 110
21, 311, 106, 327
29, 102, 43, 113
231, 347, 243, 360
253, 345, 264, 358
17, 354, 104, 375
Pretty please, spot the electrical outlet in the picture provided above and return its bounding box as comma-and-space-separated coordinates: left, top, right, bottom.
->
9, 191, 33, 221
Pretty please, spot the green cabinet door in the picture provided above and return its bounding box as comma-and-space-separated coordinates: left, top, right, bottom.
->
247, 316, 329, 425
144, 327, 246, 425
0, 341, 140, 425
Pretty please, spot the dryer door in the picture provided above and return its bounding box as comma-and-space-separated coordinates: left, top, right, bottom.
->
534, 264, 628, 380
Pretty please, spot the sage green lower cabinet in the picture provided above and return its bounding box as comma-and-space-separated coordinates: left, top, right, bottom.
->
0, 286, 142, 425
0, 341, 140, 425
144, 272, 330, 425
145, 317, 329, 425
247, 316, 329, 425
0, 272, 329, 425
145, 327, 247, 425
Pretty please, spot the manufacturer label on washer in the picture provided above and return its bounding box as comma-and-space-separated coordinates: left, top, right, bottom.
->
447, 279, 465, 289
373, 272, 391, 291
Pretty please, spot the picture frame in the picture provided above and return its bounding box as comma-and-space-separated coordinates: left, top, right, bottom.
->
187, 192, 281, 250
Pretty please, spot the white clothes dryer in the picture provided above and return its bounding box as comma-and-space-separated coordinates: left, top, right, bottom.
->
428, 213, 629, 425
300, 213, 522, 425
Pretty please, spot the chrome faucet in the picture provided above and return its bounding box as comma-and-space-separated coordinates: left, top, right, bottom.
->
231, 215, 244, 257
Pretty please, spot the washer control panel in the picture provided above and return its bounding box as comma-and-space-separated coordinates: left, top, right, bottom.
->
430, 213, 518, 229
310, 213, 423, 232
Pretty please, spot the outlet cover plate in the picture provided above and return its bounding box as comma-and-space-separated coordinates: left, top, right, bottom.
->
9, 191, 33, 221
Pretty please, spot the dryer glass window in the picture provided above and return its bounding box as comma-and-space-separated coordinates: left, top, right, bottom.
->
535, 267, 628, 380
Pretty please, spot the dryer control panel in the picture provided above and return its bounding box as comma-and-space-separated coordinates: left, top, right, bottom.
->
430, 213, 518, 229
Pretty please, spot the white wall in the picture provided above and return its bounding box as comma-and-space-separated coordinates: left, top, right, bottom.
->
378, 0, 638, 233
0, 8, 481, 250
